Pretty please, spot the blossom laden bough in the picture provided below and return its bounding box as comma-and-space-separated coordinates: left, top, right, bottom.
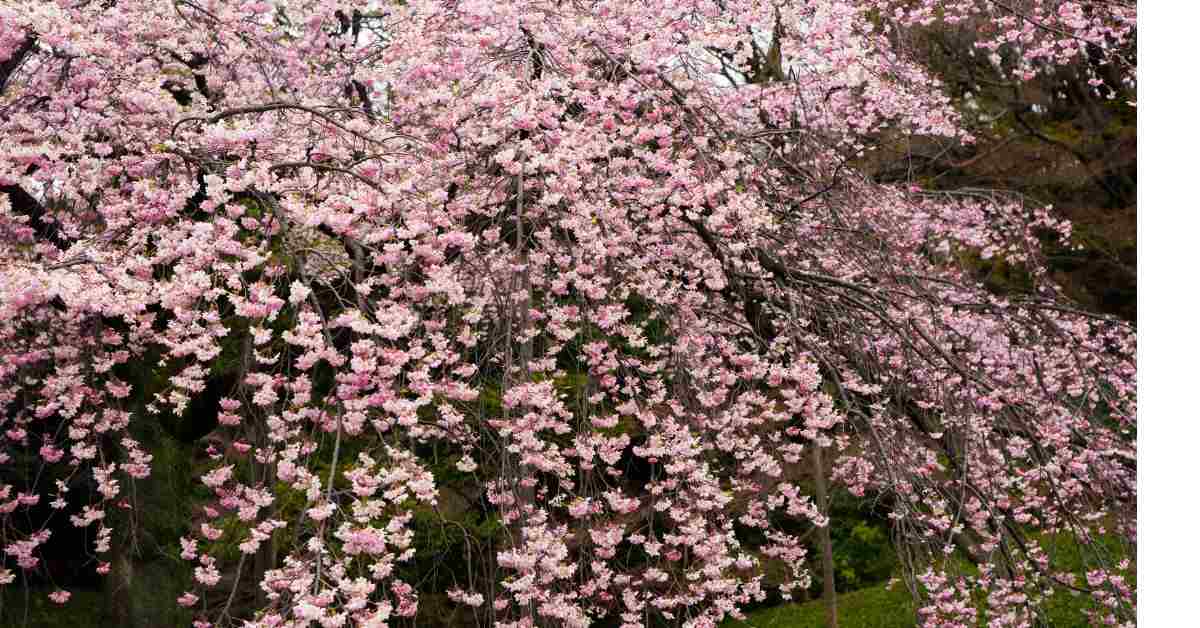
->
0, 1, 1134, 627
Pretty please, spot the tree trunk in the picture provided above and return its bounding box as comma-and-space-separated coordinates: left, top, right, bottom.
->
101, 430, 136, 628
103, 529, 135, 628
812, 442, 838, 628
253, 534, 277, 609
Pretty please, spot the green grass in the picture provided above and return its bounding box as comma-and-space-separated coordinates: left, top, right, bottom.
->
725, 531, 1133, 628
725, 583, 917, 628
723, 581, 1099, 628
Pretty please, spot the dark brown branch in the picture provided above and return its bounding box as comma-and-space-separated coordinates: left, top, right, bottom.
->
1, 184, 70, 251
0, 33, 36, 95
268, 162, 384, 193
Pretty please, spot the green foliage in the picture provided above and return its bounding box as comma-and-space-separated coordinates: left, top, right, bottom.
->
131, 426, 198, 561
831, 521, 894, 592
400, 494, 504, 628
955, 249, 1037, 297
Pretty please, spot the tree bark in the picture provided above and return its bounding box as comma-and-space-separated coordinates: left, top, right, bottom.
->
103, 544, 135, 628
812, 443, 838, 628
